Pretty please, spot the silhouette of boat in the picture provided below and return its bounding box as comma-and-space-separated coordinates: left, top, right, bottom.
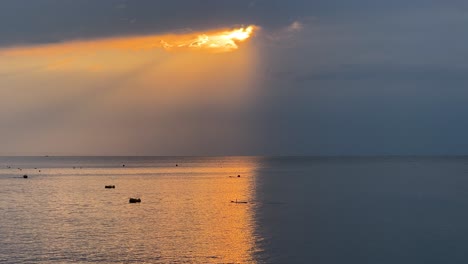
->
129, 198, 141, 203
231, 199, 247, 204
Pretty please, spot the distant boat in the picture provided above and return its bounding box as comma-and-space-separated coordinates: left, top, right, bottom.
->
231, 199, 247, 204
105, 185, 115, 189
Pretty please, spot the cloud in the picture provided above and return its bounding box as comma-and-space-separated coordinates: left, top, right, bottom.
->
2, 0, 466, 48
287, 21, 303, 32
0, 0, 311, 47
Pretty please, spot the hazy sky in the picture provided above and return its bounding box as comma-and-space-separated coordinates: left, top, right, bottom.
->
1, 0, 468, 155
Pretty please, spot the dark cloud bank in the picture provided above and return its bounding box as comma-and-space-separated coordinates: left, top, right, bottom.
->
3, 0, 465, 46
0, 0, 310, 46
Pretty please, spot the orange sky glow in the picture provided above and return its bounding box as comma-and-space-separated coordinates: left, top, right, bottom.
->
0, 25, 261, 155
0, 25, 258, 56
0, 25, 259, 74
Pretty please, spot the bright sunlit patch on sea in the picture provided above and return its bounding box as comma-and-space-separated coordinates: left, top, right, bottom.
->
0, 156, 261, 262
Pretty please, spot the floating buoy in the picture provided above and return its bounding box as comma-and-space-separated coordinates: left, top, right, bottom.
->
23, 175, 28, 179
176, 164, 178, 167
129, 198, 141, 203
237, 175, 241, 177
105, 185, 115, 189
122, 164, 125, 167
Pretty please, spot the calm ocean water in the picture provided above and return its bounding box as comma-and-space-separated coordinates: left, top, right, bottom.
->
2, 156, 468, 263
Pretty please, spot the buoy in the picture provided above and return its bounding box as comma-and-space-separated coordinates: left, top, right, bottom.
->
176, 164, 178, 167
129, 198, 141, 203
122, 164, 125, 167
237, 175, 241, 177
23, 175, 28, 179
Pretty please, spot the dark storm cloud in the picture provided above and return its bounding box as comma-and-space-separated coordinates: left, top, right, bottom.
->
0, 0, 309, 46
2, 0, 466, 47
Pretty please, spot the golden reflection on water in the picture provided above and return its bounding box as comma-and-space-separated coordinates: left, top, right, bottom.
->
0, 157, 260, 263
156, 178, 254, 261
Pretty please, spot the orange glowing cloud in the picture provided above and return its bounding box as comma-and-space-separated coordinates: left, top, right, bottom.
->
0, 25, 259, 75
161, 25, 257, 52
0, 25, 258, 57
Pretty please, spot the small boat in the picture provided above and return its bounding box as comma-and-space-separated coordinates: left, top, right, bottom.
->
23, 175, 28, 179
231, 199, 247, 204
105, 185, 115, 189
129, 198, 141, 203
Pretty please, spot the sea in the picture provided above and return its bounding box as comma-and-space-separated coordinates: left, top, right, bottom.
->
1, 156, 468, 264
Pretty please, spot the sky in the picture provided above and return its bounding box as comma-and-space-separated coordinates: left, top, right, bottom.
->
1, 0, 468, 156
